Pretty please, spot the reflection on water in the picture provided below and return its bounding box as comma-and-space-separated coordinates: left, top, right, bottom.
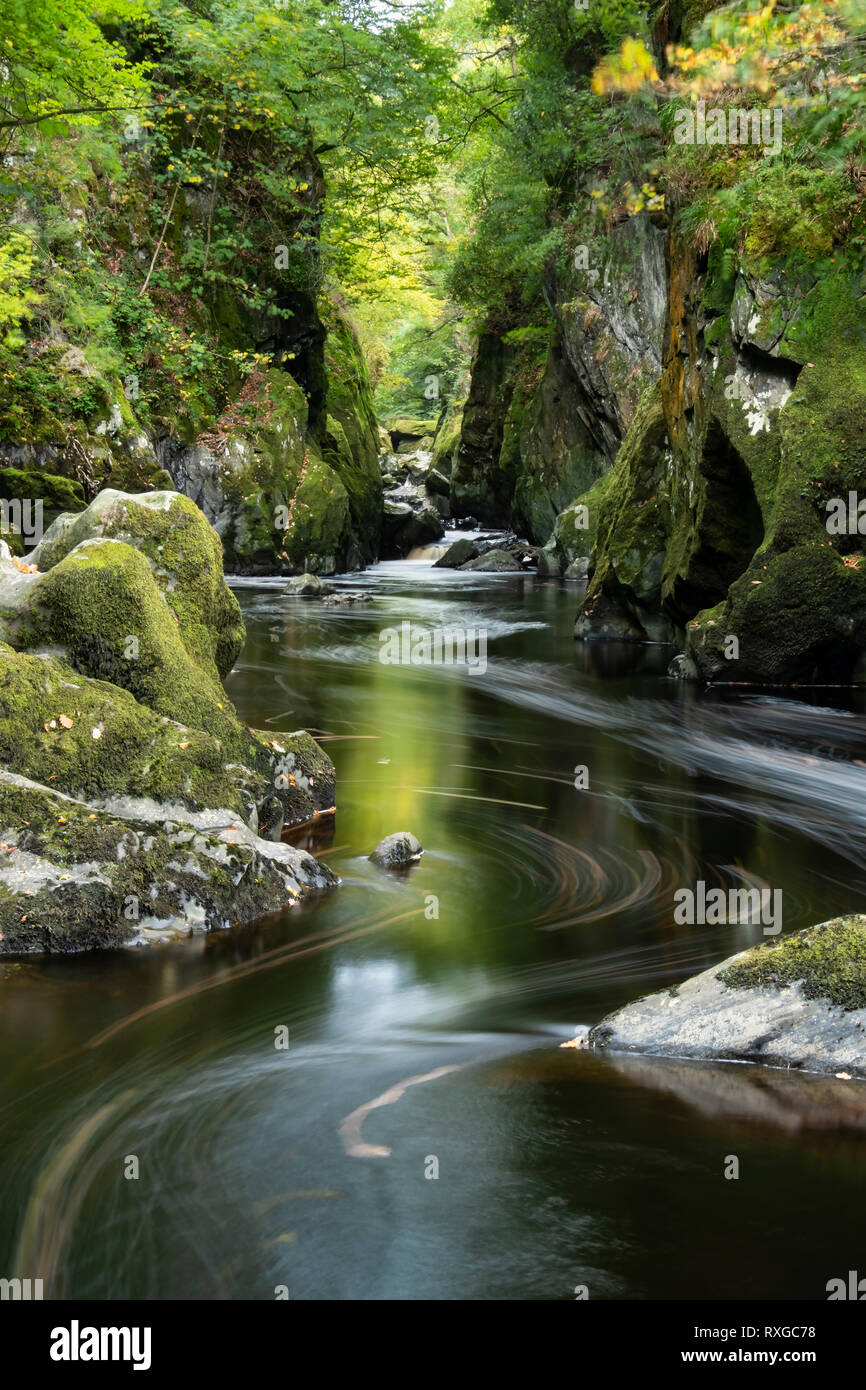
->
2, 541, 866, 1300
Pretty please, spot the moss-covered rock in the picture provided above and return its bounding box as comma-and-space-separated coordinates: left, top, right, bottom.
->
31, 489, 244, 679
580, 228, 866, 682
0, 772, 336, 954
430, 405, 463, 479
171, 354, 381, 576
0, 641, 255, 816
719, 915, 866, 1012
576, 382, 674, 641
0, 467, 85, 513
585, 914, 866, 1076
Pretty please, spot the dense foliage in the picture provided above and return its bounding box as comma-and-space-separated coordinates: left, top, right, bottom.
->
0, 0, 864, 437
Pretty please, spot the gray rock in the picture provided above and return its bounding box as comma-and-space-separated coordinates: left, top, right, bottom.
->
536, 544, 563, 578
285, 573, 334, 597
668, 651, 699, 680
322, 590, 372, 606
433, 538, 480, 569
426, 468, 451, 497
564, 556, 590, 582
369, 831, 423, 869
584, 916, 866, 1078
460, 548, 522, 572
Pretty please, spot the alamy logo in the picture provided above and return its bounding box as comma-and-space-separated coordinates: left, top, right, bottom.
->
0, 1276, 43, 1299
379, 621, 487, 676
674, 99, 782, 154
674, 880, 782, 935
0, 497, 43, 547
827, 1270, 866, 1300
825, 492, 866, 535
50, 1321, 152, 1371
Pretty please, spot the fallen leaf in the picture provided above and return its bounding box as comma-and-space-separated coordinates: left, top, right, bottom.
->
59, 714, 73, 729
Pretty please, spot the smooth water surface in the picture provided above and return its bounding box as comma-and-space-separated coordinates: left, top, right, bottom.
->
2, 541, 866, 1300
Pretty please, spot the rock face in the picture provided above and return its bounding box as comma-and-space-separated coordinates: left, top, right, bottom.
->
378, 442, 447, 557
578, 236, 866, 679
369, 831, 423, 869
159, 307, 384, 576
450, 216, 666, 545
0, 489, 338, 952
585, 916, 866, 1078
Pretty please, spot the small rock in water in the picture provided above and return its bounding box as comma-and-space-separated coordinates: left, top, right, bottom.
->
285, 573, 334, 597
369, 831, 423, 869
322, 590, 373, 606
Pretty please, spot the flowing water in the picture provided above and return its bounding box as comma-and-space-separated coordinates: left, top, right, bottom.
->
2, 537, 866, 1301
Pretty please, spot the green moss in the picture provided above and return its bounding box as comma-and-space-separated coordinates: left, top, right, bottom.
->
17, 540, 246, 750
34, 491, 245, 680
719, 915, 866, 1011
321, 302, 383, 557
0, 468, 85, 512
552, 470, 615, 564
431, 406, 463, 478
579, 381, 673, 639
0, 642, 255, 813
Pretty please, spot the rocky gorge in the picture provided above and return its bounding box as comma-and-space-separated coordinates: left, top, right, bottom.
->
2, 4, 866, 1317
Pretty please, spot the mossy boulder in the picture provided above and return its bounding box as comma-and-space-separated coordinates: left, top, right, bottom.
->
0, 467, 85, 513
0, 642, 256, 817
0, 492, 337, 835
0, 772, 336, 954
0, 571, 339, 953
30, 489, 245, 680
585, 915, 866, 1077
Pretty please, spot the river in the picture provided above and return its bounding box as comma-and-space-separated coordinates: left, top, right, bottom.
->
2, 537, 865, 1300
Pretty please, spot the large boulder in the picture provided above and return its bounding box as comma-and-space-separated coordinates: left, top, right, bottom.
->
584, 916, 866, 1078
433, 537, 480, 568
30, 488, 245, 679
0, 489, 340, 952
460, 548, 522, 573
0, 772, 335, 953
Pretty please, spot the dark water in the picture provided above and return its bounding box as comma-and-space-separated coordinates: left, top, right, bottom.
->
2, 541, 866, 1300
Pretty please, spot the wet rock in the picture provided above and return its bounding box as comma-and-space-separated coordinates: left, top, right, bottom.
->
0, 773, 335, 953
433, 538, 480, 569
285, 573, 334, 597
321, 590, 372, 606
369, 831, 423, 869
0, 488, 341, 953
381, 484, 444, 556
460, 548, 522, 572
585, 915, 866, 1077
564, 557, 590, 583
668, 651, 699, 680
426, 467, 451, 497
536, 543, 563, 578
